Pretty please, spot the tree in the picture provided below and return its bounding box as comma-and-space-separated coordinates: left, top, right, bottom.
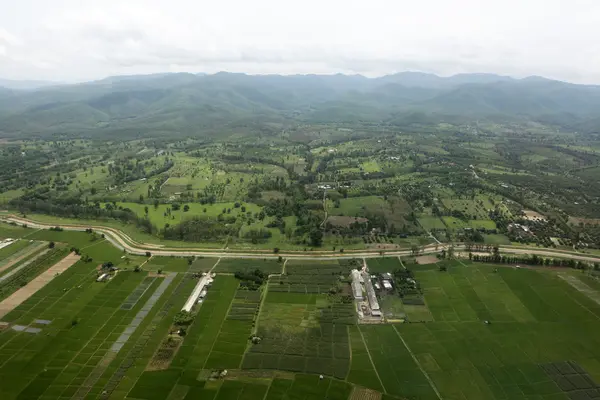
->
154, 199, 159, 209
309, 229, 323, 247
144, 206, 149, 215
183, 204, 190, 212
273, 247, 280, 254
48, 241, 55, 249
447, 245, 455, 259
145, 251, 152, 257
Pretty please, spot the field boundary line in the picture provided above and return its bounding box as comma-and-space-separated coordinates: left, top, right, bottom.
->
79, 238, 107, 251
0, 248, 51, 283
357, 326, 385, 393
0, 241, 46, 274
558, 274, 600, 306
392, 325, 442, 400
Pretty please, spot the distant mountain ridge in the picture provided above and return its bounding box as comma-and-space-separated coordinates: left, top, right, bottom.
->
0, 71, 599, 138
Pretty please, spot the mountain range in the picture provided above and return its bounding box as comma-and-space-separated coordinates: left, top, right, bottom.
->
0, 72, 599, 139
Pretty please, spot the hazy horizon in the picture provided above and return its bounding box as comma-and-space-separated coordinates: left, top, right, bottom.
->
2, 0, 600, 84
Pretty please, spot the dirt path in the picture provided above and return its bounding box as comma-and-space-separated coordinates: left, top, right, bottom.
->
0, 252, 80, 319
0, 241, 47, 274
558, 274, 600, 306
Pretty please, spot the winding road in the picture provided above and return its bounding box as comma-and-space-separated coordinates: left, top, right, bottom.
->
3, 215, 600, 263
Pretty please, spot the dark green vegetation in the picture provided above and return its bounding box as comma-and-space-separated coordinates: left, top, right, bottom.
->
1, 72, 600, 139
3, 73, 600, 255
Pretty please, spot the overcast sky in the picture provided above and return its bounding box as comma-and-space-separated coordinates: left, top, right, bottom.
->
1, 0, 600, 83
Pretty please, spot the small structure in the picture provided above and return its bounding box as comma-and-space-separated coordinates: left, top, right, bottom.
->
96, 273, 109, 282
382, 280, 393, 290
183, 273, 215, 312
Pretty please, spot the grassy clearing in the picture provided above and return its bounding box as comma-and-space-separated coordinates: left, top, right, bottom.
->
366, 257, 402, 273
418, 217, 446, 230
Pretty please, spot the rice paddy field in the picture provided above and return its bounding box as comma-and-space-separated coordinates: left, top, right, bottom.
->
2, 224, 600, 399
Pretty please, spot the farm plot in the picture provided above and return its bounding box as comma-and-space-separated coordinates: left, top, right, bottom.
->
244, 288, 353, 379
0, 241, 47, 275
441, 198, 490, 220
366, 257, 402, 273
266, 374, 353, 400
0, 270, 157, 399
215, 258, 282, 274
415, 261, 534, 322
418, 216, 446, 231
329, 196, 414, 232
168, 276, 239, 372
398, 265, 600, 399
347, 325, 384, 392
89, 274, 194, 400
360, 325, 438, 399
268, 260, 351, 294
0, 239, 32, 263
204, 289, 263, 369
0, 247, 70, 304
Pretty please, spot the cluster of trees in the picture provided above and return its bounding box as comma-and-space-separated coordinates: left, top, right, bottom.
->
469, 252, 597, 270
162, 216, 237, 242
11, 197, 157, 234
234, 269, 267, 290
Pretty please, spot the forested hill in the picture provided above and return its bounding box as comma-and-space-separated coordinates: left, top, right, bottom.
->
1, 72, 600, 139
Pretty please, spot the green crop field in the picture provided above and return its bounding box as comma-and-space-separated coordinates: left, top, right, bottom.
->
2, 223, 600, 400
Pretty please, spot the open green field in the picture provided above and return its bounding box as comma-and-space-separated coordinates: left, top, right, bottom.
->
419, 216, 446, 230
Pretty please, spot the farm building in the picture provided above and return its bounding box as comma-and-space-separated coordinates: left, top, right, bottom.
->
350, 269, 364, 300
183, 273, 214, 312
96, 273, 109, 282
382, 280, 393, 290
362, 271, 380, 312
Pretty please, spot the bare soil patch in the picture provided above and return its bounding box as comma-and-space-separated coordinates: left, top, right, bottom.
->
415, 255, 438, 265
0, 252, 80, 318
523, 210, 547, 221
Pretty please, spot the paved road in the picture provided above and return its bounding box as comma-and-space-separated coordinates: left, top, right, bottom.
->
4, 216, 600, 263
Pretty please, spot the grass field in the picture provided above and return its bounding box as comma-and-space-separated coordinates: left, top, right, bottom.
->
419, 216, 446, 230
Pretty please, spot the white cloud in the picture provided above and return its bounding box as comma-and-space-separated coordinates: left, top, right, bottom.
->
1, 0, 600, 83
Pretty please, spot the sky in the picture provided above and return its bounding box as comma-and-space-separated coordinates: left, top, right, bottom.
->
1, 0, 600, 83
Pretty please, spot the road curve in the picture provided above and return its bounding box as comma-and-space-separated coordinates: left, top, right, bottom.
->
3, 216, 600, 263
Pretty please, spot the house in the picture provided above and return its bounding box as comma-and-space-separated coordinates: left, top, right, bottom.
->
382, 280, 393, 290
380, 272, 393, 281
